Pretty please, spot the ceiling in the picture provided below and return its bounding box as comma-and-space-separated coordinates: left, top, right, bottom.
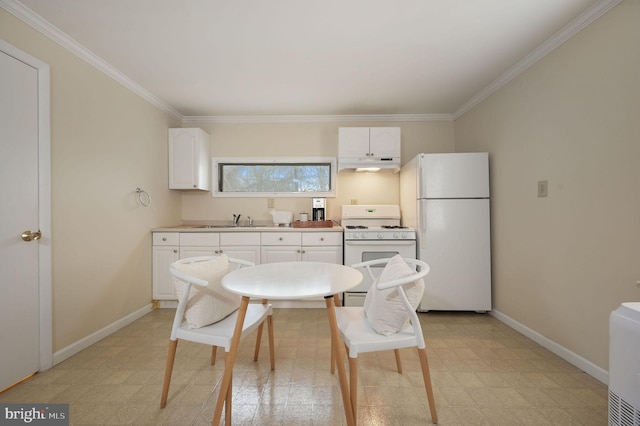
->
10, 0, 613, 119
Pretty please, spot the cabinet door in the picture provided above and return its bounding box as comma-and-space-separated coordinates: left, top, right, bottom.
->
261, 246, 302, 263
369, 127, 400, 158
220, 246, 260, 265
338, 127, 370, 158
168, 128, 210, 190
303, 246, 343, 264
153, 245, 179, 299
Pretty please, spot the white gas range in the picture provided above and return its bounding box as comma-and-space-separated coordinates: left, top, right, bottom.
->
341, 205, 417, 306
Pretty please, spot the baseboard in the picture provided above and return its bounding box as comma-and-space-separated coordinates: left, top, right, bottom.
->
490, 309, 609, 385
52, 303, 154, 365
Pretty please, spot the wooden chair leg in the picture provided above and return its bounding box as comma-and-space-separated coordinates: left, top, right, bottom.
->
348, 356, 358, 421
253, 299, 269, 362
394, 349, 403, 373
160, 339, 178, 408
254, 323, 264, 361
267, 314, 275, 370
224, 375, 232, 426
330, 295, 341, 375
417, 348, 438, 424
330, 342, 335, 374
211, 346, 218, 365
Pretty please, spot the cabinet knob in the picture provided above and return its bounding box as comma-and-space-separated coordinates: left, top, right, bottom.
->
162, 237, 167, 241
320, 237, 324, 241
193, 184, 196, 188
173, 249, 177, 253
279, 237, 283, 241
301, 250, 306, 254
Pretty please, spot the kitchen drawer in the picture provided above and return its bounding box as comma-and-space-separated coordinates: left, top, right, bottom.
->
261, 232, 301, 246
152, 232, 179, 246
179, 232, 220, 246
220, 232, 260, 246
302, 232, 342, 246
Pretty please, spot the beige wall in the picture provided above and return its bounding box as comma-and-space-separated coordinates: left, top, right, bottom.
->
1, 10, 182, 351
181, 121, 455, 222
454, 0, 640, 370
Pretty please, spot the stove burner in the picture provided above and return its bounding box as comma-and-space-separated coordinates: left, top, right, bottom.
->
345, 225, 368, 229
381, 225, 408, 229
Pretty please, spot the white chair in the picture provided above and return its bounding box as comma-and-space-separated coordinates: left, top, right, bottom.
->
335, 257, 438, 424
160, 256, 275, 410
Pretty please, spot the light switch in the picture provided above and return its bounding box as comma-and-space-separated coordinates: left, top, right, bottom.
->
538, 180, 548, 197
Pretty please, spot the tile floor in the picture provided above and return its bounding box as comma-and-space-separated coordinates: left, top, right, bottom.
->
0, 308, 608, 425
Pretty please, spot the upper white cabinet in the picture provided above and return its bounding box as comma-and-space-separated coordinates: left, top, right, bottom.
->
339, 127, 400, 159
338, 127, 401, 172
168, 128, 210, 190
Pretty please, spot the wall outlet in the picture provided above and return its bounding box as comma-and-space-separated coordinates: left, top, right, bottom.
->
267, 198, 274, 208
351, 199, 358, 205
538, 180, 548, 197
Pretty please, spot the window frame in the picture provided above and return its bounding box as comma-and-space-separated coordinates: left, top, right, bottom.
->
211, 156, 337, 198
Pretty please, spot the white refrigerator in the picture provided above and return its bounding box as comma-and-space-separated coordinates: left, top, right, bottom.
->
400, 153, 491, 312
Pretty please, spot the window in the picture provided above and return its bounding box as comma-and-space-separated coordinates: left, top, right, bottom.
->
212, 157, 336, 197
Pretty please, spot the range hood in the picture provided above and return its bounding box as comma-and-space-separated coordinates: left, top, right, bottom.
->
337, 156, 401, 173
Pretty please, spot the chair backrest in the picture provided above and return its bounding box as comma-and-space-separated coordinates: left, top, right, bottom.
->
170, 255, 254, 287
352, 257, 430, 347
168, 256, 255, 338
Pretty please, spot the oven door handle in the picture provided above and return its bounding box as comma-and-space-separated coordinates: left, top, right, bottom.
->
344, 240, 416, 246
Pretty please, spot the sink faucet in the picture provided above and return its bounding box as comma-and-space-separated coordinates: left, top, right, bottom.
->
247, 216, 253, 226
232, 214, 241, 226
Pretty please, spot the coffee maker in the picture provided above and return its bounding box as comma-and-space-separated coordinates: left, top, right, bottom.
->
312, 197, 326, 221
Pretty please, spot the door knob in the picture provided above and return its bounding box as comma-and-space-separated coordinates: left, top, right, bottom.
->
21, 230, 42, 242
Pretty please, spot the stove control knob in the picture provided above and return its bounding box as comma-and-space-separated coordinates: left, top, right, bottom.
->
401, 233, 406, 239
393, 233, 399, 238
377, 232, 383, 239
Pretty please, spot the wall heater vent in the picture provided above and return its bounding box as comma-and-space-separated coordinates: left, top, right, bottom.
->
609, 303, 640, 426
609, 390, 639, 425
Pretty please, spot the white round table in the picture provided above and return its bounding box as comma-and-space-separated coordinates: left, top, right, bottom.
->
212, 262, 363, 426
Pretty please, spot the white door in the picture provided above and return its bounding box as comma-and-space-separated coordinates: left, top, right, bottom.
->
0, 48, 41, 390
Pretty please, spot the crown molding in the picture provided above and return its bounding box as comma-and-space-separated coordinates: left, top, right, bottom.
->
3, 0, 620, 124
453, 0, 623, 120
0, 0, 183, 120
182, 113, 453, 124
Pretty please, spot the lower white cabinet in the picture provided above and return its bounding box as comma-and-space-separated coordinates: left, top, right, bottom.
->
261, 232, 343, 304
261, 232, 342, 264
152, 230, 342, 301
301, 232, 343, 264
220, 233, 261, 265
261, 232, 302, 263
152, 233, 180, 299
153, 231, 262, 299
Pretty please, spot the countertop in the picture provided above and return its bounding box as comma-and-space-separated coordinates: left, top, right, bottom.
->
152, 221, 343, 232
